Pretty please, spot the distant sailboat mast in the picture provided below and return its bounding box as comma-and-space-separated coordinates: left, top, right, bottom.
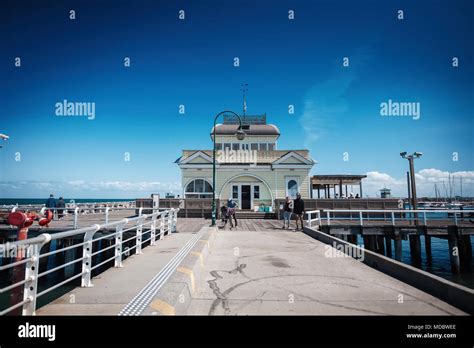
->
448, 173, 452, 200
442, 181, 448, 200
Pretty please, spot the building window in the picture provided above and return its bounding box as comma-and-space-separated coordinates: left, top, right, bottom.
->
287, 179, 298, 199
254, 185, 260, 199
251, 143, 258, 150
215, 143, 222, 150
260, 143, 268, 151
185, 179, 213, 198
232, 185, 239, 199
232, 143, 239, 150
241, 143, 250, 150
224, 143, 231, 150
268, 143, 274, 151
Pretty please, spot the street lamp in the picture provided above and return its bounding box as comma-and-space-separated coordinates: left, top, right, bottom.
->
400, 151, 423, 214
400, 151, 423, 265
0, 133, 9, 148
211, 111, 246, 226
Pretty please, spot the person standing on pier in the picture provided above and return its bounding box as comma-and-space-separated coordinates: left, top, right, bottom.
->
57, 197, 65, 220
282, 196, 293, 229
227, 198, 238, 229
45, 194, 56, 220
293, 193, 305, 231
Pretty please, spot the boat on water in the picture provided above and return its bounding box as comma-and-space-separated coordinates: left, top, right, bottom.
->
417, 201, 474, 209
416, 201, 474, 218
417, 201, 449, 210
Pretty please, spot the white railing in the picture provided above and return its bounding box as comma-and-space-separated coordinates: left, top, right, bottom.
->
1, 200, 136, 210
1, 205, 158, 230
0, 208, 178, 316
313, 209, 473, 227
306, 210, 321, 228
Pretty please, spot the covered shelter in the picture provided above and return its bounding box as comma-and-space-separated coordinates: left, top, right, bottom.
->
311, 174, 367, 198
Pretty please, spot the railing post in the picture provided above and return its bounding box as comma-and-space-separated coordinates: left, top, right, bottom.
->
423, 211, 427, 226
22, 238, 46, 315
136, 216, 145, 255
391, 212, 395, 226
170, 208, 176, 233
160, 212, 165, 239
82, 225, 99, 287
307, 212, 312, 228
150, 214, 157, 245
114, 220, 127, 267
317, 211, 321, 226
359, 211, 363, 226
454, 212, 458, 226
167, 210, 172, 235
74, 207, 79, 229
105, 207, 110, 224
173, 209, 178, 232
326, 211, 330, 226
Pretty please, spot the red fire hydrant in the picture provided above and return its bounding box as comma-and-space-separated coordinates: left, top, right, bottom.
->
7, 210, 53, 252
6, 209, 53, 314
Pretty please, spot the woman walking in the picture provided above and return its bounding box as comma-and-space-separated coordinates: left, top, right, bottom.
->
282, 196, 293, 229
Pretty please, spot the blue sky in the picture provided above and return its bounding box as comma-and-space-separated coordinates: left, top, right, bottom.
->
0, 0, 473, 198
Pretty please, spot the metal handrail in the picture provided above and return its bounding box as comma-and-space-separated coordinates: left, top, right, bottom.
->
306, 210, 321, 228
1, 200, 136, 209
0, 208, 179, 316
307, 208, 472, 227
322, 209, 472, 213
1, 205, 172, 230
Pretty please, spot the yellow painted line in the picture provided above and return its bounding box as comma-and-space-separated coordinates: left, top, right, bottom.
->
190, 251, 204, 268
198, 239, 210, 248
177, 267, 195, 293
150, 299, 175, 316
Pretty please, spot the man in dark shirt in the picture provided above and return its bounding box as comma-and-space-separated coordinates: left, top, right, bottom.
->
57, 197, 66, 220
293, 193, 305, 231
45, 194, 56, 220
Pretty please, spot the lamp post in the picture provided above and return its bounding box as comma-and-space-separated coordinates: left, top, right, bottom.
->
211, 111, 245, 226
400, 151, 423, 215
0, 133, 9, 148
400, 151, 423, 265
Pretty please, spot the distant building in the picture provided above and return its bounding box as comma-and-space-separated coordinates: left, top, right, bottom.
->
380, 188, 391, 198
175, 114, 315, 210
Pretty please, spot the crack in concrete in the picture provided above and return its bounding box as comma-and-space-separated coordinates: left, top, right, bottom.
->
206, 270, 457, 315
207, 263, 247, 315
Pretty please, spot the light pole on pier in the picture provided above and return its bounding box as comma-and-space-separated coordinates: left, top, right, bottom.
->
400, 151, 423, 265
211, 111, 246, 226
0, 133, 9, 148
400, 151, 423, 215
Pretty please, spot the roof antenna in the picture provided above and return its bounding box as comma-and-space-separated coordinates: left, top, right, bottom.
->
241, 83, 248, 116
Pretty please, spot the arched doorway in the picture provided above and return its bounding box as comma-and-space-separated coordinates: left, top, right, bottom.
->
219, 174, 274, 210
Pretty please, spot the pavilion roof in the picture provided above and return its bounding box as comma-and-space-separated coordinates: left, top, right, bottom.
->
311, 175, 367, 186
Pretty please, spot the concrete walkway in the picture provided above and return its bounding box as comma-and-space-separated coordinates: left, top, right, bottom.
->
36, 219, 466, 316
37, 219, 208, 315
186, 229, 466, 315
